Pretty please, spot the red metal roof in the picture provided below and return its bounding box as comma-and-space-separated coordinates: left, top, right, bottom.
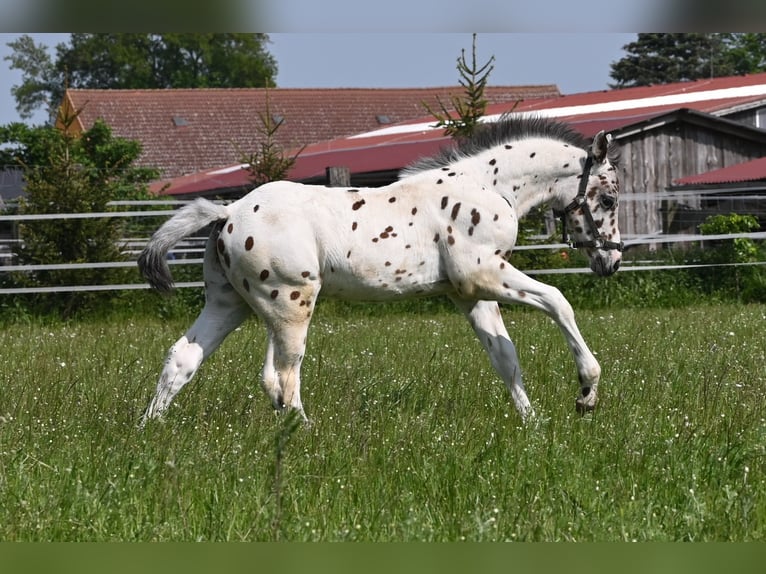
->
673, 156, 766, 186
152, 72, 766, 196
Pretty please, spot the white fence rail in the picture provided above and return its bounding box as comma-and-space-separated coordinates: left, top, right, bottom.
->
1, 199, 765, 295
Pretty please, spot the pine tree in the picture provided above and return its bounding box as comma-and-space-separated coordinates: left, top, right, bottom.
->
423, 34, 496, 140
610, 33, 734, 88
240, 91, 304, 190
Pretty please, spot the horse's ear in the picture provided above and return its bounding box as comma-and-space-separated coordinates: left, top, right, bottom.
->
591, 131, 609, 163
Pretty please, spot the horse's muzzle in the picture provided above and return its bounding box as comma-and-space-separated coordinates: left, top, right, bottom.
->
590, 254, 621, 277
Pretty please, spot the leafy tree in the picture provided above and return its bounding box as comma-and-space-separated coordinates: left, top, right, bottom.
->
0, 111, 159, 317
4, 33, 278, 122
722, 33, 766, 75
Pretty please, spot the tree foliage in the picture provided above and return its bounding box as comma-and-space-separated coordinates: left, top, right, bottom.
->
423, 33, 496, 140
4, 33, 278, 122
239, 92, 304, 189
0, 112, 159, 317
609, 33, 766, 88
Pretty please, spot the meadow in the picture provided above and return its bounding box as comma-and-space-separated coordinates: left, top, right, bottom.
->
0, 300, 764, 541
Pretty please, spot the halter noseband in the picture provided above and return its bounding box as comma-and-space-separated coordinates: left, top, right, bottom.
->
560, 154, 624, 252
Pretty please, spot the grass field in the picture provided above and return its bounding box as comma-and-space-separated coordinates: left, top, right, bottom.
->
0, 300, 764, 541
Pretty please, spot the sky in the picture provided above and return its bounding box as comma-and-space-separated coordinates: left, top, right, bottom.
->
0, 33, 638, 127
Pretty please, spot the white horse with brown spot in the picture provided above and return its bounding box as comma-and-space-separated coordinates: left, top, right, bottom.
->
138, 115, 623, 425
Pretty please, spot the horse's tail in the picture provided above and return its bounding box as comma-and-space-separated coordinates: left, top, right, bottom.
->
138, 198, 230, 293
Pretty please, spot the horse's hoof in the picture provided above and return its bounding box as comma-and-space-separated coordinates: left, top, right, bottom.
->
575, 397, 597, 415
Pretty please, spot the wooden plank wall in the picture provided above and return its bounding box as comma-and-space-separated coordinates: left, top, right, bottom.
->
618, 121, 766, 239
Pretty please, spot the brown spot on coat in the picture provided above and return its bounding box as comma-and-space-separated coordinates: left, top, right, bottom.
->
301, 271, 310, 278
245, 236, 254, 250
411, 207, 418, 215
270, 289, 279, 299
290, 291, 300, 300
352, 199, 366, 210
260, 269, 270, 281
433, 233, 440, 243
253, 205, 260, 213
388, 197, 396, 203
352, 221, 358, 231
227, 223, 234, 234
450, 202, 461, 220
471, 209, 480, 225
441, 196, 448, 209
448, 235, 455, 245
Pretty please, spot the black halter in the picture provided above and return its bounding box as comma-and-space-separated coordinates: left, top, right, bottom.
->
560, 154, 624, 252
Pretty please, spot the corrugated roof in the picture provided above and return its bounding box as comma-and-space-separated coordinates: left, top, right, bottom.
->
673, 156, 766, 186
150, 72, 766, 196
63, 85, 560, 179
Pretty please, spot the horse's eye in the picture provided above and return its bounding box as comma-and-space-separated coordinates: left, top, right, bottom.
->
599, 194, 617, 210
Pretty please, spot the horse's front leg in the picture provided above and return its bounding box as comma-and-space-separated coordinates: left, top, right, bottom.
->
450, 297, 534, 420
469, 263, 601, 413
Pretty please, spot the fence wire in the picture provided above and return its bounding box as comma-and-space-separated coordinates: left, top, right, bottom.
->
1, 201, 764, 294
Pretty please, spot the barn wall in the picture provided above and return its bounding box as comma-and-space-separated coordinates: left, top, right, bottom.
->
616, 121, 766, 237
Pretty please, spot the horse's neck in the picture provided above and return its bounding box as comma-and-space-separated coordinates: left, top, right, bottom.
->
487, 139, 586, 217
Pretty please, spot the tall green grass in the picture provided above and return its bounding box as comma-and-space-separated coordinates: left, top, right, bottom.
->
0, 302, 764, 540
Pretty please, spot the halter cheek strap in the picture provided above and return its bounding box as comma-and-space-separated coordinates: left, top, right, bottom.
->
561, 154, 624, 252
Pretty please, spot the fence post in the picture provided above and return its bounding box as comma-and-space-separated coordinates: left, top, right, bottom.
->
326, 166, 351, 187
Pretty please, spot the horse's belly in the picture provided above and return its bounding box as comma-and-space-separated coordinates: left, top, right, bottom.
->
319, 265, 452, 301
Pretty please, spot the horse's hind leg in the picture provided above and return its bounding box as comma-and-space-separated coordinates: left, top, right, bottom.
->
268, 319, 312, 421
259, 328, 280, 409
451, 297, 534, 420
142, 282, 251, 423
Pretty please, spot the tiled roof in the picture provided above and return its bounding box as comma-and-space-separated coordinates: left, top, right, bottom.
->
62, 85, 560, 178
673, 156, 766, 186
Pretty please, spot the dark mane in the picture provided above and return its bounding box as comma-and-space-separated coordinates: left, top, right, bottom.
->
400, 115, 619, 177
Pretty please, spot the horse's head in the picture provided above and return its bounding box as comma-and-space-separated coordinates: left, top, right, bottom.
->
561, 130, 623, 277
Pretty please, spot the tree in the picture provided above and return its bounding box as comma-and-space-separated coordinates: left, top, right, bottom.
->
610, 34, 730, 88
5, 33, 278, 122
238, 91, 304, 189
423, 33, 496, 140
0, 111, 159, 317
722, 33, 766, 75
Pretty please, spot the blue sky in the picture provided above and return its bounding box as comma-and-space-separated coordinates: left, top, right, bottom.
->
0, 33, 637, 127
